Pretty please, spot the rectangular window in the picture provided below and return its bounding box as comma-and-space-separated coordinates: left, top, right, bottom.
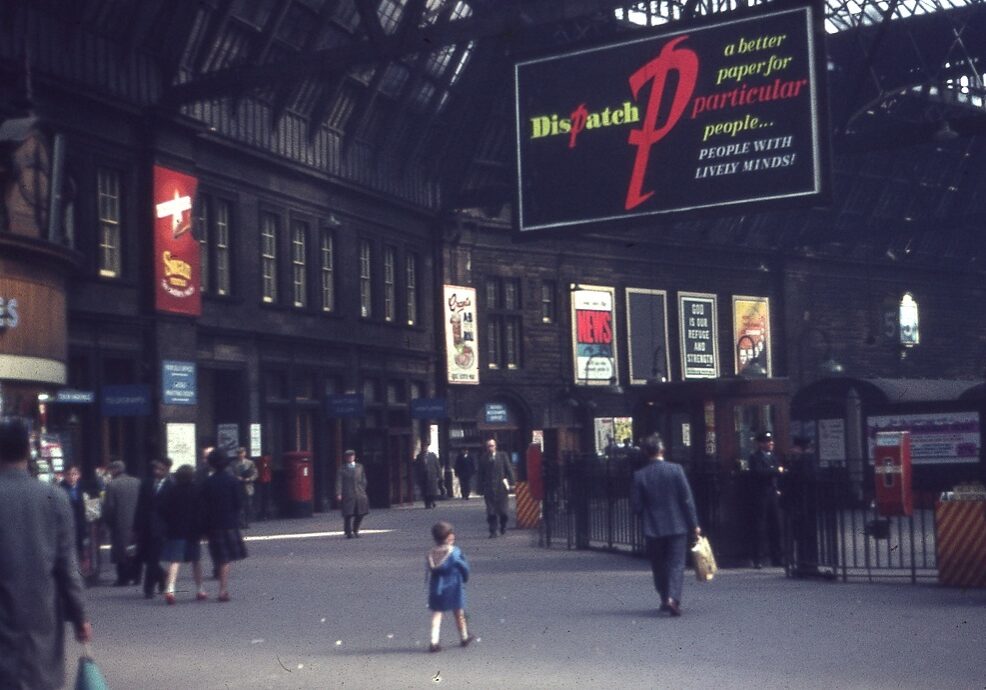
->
197, 197, 210, 293
359, 239, 372, 318
291, 220, 308, 308
320, 228, 335, 312
485, 279, 498, 308
405, 253, 417, 326
504, 278, 520, 310
485, 276, 523, 370
383, 246, 396, 322
261, 212, 278, 303
215, 200, 231, 296
541, 281, 555, 323
504, 317, 520, 368
97, 168, 121, 277
487, 319, 501, 369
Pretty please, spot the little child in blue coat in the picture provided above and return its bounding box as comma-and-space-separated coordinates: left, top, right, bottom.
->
426, 521, 474, 652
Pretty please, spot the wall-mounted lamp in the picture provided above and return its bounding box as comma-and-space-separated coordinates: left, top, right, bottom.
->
736, 334, 767, 378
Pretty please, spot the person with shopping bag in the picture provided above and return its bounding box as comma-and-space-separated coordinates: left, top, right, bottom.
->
631, 433, 701, 617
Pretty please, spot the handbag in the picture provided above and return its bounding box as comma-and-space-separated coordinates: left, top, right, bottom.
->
691, 535, 718, 582
75, 653, 110, 690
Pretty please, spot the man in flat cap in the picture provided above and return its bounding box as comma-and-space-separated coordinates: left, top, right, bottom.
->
335, 450, 369, 538
747, 431, 786, 568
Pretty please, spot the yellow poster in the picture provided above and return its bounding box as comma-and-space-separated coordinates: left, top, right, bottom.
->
733, 296, 771, 376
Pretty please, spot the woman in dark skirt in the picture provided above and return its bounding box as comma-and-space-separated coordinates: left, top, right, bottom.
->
159, 464, 206, 604
199, 448, 247, 602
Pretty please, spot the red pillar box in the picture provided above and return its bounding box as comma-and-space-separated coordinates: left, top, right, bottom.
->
284, 451, 314, 518
873, 431, 912, 517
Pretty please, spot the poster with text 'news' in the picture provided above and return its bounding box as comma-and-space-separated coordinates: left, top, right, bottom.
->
571, 286, 617, 385
514, 4, 824, 232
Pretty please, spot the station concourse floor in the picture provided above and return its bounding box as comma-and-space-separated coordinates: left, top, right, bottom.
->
81, 497, 985, 689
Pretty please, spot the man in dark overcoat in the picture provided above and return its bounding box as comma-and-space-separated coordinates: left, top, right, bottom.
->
133, 457, 172, 598
416, 442, 442, 508
454, 448, 476, 500
631, 433, 700, 617
335, 449, 369, 538
103, 458, 142, 585
0, 416, 92, 688
477, 438, 515, 537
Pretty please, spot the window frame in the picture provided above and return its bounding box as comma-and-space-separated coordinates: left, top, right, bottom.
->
405, 252, 418, 326
96, 167, 122, 278
319, 226, 336, 313
383, 245, 396, 323
359, 238, 373, 319
260, 211, 279, 304
291, 219, 309, 309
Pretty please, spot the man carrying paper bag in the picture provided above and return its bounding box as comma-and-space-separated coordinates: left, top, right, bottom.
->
631, 433, 701, 617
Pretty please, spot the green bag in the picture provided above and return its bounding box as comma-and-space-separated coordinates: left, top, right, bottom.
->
75, 656, 110, 690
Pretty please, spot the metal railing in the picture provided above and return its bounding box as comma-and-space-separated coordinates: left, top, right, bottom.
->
539, 454, 939, 583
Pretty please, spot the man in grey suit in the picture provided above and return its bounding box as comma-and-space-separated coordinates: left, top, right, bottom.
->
103, 458, 142, 586
631, 433, 700, 617
0, 416, 92, 689
477, 438, 515, 538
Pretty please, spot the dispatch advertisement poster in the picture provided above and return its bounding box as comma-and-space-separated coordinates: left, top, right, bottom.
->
572, 286, 618, 385
733, 295, 772, 375
444, 285, 479, 385
153, 165, 201, 316
866, 412, 981, 465
514, 5, 825, 232
679, 292, 718, 379
626, 288, 671, 384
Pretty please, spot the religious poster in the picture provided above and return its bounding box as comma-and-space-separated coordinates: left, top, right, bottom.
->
626, 288, 670, 384
679, 292, 718, 379
571, 285, 618, 385
153, 165, 201, 316
444, 285, 479, 385
733, 295, 772, 375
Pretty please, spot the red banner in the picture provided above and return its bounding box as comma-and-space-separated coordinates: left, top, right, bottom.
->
153, 165, 200, 316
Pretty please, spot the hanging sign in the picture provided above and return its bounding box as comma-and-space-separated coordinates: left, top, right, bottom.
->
514, 4, 826, 232
153, 165, 201, 316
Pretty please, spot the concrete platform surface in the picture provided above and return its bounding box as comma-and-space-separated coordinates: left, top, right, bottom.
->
75, 499, 986, 689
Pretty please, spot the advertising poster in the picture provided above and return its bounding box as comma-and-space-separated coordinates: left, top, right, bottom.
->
817, 418, 845, 465
514, 5, 825, 232
679, 292, 718, 379
444, 285, 479, 385
571, 286, 617, 385
733, 295, 772, 375
165, 423, 197, 470
153, 165, 201, 316
626, 288, 670, 384
866, 412, 981, 465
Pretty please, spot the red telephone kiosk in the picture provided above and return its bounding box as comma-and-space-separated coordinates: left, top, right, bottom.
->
873, 431, 913, 517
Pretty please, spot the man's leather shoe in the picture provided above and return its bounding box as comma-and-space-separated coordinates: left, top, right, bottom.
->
666, 599, 681, 617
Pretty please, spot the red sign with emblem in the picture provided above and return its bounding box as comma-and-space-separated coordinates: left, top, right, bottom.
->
153, 165, 200, 316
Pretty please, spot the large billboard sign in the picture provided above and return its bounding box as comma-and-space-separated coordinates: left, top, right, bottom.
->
514, 5, 825, 232
154, 165, 201, 316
